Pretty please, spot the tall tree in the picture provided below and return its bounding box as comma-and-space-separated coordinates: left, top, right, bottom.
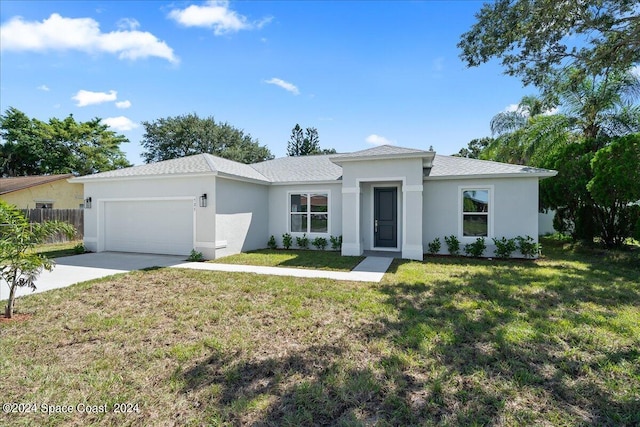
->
0, 107, 130, 176
453, 137, 493, 159
140, 113, 273, 164
458, 0, 640, 98
286, 124, 335, 156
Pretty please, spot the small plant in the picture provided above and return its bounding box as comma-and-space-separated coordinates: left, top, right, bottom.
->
330, 235, 342, 251
517, 235, 540, 258
464, 237, 486, 257
492, 237, 517, 258
73, 243, 86, 254
267, 235, 278, 250
296, 233, 309, 249
312, 237, 328, 250
187, 249, 204, 262
427, 237, 441, 255
282, 233, 293, 249
444, 235, 460, 256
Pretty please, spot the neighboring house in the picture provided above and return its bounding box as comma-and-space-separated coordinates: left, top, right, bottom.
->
0, 174, 84, 209
71, 145, 557, 260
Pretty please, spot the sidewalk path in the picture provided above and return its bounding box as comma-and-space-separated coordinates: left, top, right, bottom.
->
172, 256, 393, 283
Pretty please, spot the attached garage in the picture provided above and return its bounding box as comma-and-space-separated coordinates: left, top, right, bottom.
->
103, 199, 195, 256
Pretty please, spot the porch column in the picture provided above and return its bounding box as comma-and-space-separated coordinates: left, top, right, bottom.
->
402, 185, 423, 260
341, 186, 362, 256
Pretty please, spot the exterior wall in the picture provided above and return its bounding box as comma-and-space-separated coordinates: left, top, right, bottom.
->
82, 175, 217, 258
423, 177, 540, 257
340, 158, 423, 259
1, 180, 84, 209
215, 178, 269, 258
267, 183, 343, 247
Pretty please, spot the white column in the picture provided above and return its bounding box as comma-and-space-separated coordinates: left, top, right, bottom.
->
341, 186, 362, 256
402, 184, 423, 260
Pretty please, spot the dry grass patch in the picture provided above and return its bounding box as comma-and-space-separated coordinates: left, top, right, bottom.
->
2, 239, 639, 425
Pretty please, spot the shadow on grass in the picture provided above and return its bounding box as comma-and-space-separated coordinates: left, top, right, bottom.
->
179, 253, 639, 425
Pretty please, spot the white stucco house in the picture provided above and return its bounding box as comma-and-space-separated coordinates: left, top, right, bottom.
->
70, 145, 557, 260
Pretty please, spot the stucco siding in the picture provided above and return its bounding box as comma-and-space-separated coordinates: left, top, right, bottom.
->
215, 178, 269, 258
82, 176, 216, 258
267, 183, 343, 247
1, 181, 83, 209
423, 177, 540, 256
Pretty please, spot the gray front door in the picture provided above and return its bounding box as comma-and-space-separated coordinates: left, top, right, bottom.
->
374, 187, 397, 248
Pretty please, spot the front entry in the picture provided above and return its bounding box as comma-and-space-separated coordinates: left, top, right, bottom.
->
374, 187, 397, 248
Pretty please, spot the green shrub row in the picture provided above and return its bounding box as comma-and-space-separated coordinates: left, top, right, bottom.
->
427, 235, 540, 258
267, 234, 342, 251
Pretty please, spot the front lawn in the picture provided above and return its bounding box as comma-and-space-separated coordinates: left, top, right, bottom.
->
2, 240, 638, 426
213, 248, 366, 271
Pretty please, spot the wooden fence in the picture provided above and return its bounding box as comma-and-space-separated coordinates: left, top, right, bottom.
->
20, 209, 84, 241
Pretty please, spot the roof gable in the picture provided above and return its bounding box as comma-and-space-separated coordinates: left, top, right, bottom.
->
427, 155, 556, 179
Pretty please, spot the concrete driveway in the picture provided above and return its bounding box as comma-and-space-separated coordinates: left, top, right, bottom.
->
1, 252, 186, 300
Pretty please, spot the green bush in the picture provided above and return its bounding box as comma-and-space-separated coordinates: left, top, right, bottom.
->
330, 235, 342, 251
444, 235, 460, 256
312, 237, 328, 250
464, 237, 486, 257
73, 243, 86, 254
492, 237, 516, 258
296, 234, 309, 249
187, 249, 204, 262
427, 237, 441, 255
282, 233, 293, 249
516, 236, 539, 258
267, 235, 277, 250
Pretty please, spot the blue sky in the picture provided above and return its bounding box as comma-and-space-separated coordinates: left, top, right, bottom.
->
1, 0, 533, 165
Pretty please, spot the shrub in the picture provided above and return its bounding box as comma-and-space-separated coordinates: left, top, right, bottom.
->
187, 249, 204, 262
296, 234, 309, 249
312, 237, 328, 250
330, 235, 342, 251
282, 233, 293, 249
267, 235, 277, 250
444, 235, 460, 256
464, 237, 486, 257
517, 236, 539, 258
492, 237, 517, 258
427, 237, 441, 255
73, 243, 86, 254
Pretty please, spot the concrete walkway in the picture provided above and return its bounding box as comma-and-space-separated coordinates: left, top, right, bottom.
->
172, 256, 394, 283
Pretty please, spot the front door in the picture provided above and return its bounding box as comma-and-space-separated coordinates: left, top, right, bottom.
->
374, 187, 397, 248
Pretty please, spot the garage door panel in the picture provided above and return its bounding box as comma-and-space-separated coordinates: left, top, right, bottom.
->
104, 200, 194, 255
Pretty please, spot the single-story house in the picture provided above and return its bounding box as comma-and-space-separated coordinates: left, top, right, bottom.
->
71, 145, 557, 260
0, 174, 84, 209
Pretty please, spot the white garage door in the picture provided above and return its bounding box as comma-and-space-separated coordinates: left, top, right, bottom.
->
104, 199, 194, 256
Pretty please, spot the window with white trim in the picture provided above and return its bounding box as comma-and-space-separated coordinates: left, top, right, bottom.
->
290, 192, 328, 233
461, 189, 489, 237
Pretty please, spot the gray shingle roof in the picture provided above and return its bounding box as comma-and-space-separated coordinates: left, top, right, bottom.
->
251, 155, 342, 182
330, 144, 431, 160
71, 149, 555, 184
428, 155, 556, 178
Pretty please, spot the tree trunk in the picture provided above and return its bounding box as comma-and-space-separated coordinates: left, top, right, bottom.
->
6, 282, 16, 319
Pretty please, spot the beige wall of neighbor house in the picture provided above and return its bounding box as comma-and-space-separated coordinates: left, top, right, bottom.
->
1, 180, 84, 209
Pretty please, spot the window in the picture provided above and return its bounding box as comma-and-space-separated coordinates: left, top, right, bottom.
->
35, 202, 53, 209
290, 192, 328, 233
462, 189, 489, 237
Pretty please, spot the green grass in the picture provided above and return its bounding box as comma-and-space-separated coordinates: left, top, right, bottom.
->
30, 240, 84, 258
2, 238, 639, 426
213, 249, 365, 271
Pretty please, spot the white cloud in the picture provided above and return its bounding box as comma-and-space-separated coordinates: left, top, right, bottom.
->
504, 104, 520, 113
365, 134, 394, 146
102, 116, 138, 131
72, 89, 117, 107
631, 65, 640, 77
264, 77, 299, 95
115, 100, 132, 109
117, 18, 140, 31
169, 0, 272, 35
0, 13, 178, 63
37, 84, 50, 91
